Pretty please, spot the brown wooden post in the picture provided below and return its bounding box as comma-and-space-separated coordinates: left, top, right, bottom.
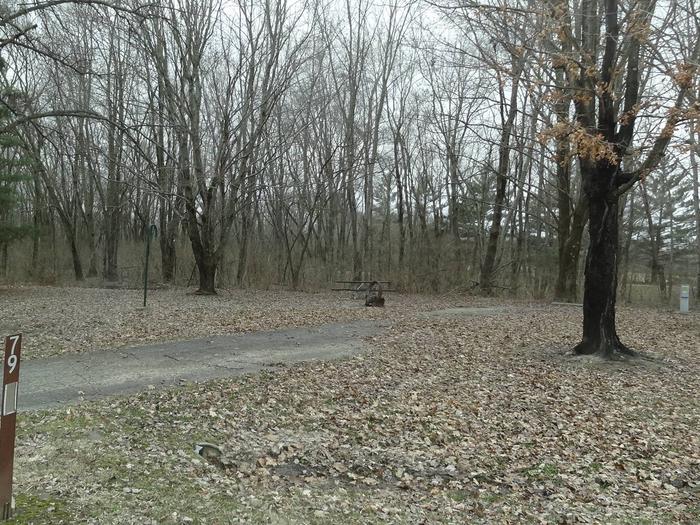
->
0, 334, 21, 520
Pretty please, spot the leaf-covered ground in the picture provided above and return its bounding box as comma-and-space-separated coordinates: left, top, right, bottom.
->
0, 285, 495, 360
10, 299, 700, 524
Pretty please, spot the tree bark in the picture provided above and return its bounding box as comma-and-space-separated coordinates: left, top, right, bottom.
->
103, 176, 121, 281
619, 187, 636, 303
394, 131, 405, 266
196, 254, 217, 295
159, 221, 177, 282
236, 206, 251, 287
554, 195, 588, 302
574, 164, 634, 357
66, 226, 84, 281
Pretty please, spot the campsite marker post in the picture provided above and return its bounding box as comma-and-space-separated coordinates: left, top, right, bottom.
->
0, 334, 21, 520
680, 284, 690, 314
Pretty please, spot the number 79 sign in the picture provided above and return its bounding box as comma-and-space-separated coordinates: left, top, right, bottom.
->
3, 336, 20, 415
0, 334, 21, 520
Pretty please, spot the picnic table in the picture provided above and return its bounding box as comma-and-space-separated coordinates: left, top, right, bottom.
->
332, 280, 395, 306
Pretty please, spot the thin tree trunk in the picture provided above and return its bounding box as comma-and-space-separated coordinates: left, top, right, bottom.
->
480, 59, 523, 294
667, 196, 674, 303
555, 194, 589, 302
1, 243, 7, 278
394, 132, 405, 266
237, 208, 251, 286
67, 226, 84, 281
159, 218, 177, 282
620, 187, 636, 303
689, 124, 700, 296
30, 173, 45, 276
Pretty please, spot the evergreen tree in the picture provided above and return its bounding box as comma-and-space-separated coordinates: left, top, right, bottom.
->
0, 63, 32, 250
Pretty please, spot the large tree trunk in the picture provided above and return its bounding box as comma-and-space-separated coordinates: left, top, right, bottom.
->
190, 230, 217, 295
182, 153, 217, 294
574, 165, 634, 357
195, 251, 217, 295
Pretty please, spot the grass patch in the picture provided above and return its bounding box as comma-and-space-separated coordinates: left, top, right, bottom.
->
523, 462, 559, 480
8, 494, 73, 524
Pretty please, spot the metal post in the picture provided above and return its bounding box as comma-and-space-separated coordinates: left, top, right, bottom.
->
143, 225, 158, 308
680, 284, 690, 314
0, 334, 21, 521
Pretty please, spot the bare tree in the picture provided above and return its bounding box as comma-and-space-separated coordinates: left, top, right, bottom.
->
550, 0, 699, 356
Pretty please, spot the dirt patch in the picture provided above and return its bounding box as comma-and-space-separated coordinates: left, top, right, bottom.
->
530, 344, 678, 372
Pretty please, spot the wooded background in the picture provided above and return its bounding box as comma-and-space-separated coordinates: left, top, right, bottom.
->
1, 0, 698, 304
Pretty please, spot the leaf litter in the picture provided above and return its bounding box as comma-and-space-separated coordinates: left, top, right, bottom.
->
0, 285, 497, 360
6, 288, 700, 523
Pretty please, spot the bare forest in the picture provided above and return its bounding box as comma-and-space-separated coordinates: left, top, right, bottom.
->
2, 2, 700, 523
0, 0, 698, 305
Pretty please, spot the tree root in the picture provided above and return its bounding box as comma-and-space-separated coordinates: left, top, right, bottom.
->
194, 289, 218, 296
573, 337, 638, 360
